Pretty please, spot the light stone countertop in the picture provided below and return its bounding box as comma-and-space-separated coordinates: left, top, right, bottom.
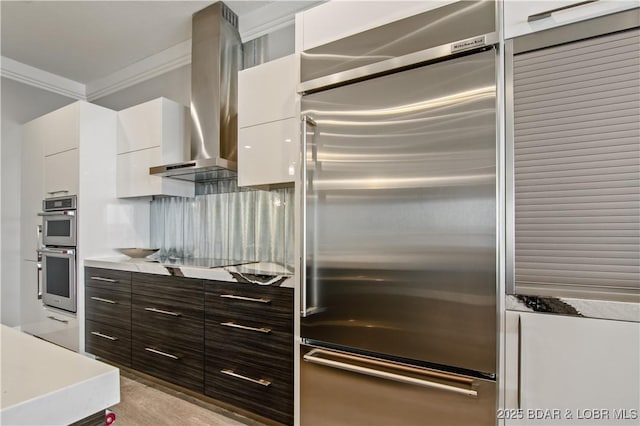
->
0, 325, 120, 425
84, 256, 295, 287
506, 294, 640, 323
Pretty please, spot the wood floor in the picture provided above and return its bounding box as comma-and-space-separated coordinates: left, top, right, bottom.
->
111, 372, 269, 426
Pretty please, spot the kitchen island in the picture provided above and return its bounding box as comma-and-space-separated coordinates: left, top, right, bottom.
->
0, 325, 119, 425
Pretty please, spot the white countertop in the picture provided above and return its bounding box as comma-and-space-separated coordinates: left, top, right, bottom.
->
85, 256, 295, 287
0, 325, 120, 425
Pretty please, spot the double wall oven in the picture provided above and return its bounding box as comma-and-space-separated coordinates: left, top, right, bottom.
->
38, 195, 77, 313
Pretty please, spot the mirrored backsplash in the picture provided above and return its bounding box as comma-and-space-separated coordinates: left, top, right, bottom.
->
150, 183, 294, 268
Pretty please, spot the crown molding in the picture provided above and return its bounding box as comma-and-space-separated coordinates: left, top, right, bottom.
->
240, 2, 323, 41
1, 56, 86, 100
86, 40, 191, 101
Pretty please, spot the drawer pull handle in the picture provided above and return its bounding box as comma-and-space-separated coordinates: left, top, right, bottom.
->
144, 347, 179, 360
220, 321, 271, 334
90, 296, 117, 304
220, 294, 271, 304
47, 315, 69, 324
221, 369, 271, 387
527, 0, 597, 22
90, 276, 119, 283
144, 307, 181, 317
91, 331, 118, 341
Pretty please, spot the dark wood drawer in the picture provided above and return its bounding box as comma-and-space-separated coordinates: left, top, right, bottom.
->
86, 286, 131, 330
205, 281, 293, 333
85, 267, 131, 293
132, 333, 203, 393
205, 355, 293, 425
205, 319, 292, 359
85, 319, 131, 367
132, 304, 203, 351
132, 272, 203, 306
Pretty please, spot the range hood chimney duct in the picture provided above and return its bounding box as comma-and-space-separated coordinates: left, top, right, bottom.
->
150, 1, 242, 182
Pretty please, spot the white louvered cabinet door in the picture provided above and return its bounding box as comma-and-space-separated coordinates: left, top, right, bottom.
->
510, 27, 640, 302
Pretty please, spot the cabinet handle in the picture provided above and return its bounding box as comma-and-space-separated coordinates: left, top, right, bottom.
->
145, 347, 179, 360
220, 321, 271, 334
220, 294, 271, 304
47, 315, 69, 324
91, 331, 118, 341
528, 0, 597, 22
90, 276, 118, 283
144, 307, 181, 317
220, 369, 271, 387
90, 296, 117, 304
46, 190, 69, 195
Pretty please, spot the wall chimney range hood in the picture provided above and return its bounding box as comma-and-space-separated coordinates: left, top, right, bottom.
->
150, 1, 241, 182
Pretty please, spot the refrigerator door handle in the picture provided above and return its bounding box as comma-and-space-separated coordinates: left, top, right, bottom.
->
303, 348, 478, 397
301, 115, 317, 318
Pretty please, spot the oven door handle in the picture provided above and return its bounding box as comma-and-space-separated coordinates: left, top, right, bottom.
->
38, 211, 75, 216
36, 262, 42, 300
38, 248, 76, 256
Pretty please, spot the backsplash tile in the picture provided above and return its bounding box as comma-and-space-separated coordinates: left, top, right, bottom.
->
150, 187, 294, 267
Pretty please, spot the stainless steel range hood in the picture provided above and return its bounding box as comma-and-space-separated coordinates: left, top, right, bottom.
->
150, 1, 241, 182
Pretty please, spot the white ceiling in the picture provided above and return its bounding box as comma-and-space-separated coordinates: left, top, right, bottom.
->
0, 1, 318, 92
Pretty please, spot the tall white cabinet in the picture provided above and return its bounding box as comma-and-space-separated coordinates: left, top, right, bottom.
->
20, 101, 149, 352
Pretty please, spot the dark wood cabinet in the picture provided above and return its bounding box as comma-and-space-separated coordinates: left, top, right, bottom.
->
85, 267, 294, 424
204, 281, 294, 425
131, 273, 204, 393
84, 267, 132, 367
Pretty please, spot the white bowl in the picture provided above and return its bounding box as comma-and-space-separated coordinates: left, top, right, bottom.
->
117, 248, 159, 258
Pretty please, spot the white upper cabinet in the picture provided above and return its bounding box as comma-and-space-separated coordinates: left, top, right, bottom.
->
117, 97, 189, 160
32, 101, 111, 197
238, 54, 298, 128
41, 102, 80, 156
296, 1, 457, 51
44, 148, 79, 197
238, 54, 300, 187
116, 97, 193, 198
503, 0, 638, 39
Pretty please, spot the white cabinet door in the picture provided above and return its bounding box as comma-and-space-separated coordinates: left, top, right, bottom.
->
20, 260, 44, 326
116, 147, 193, 198
238, 55, 298, 128
117, 97, 188, 161
44, 149, 79, 197
40, 102, 80, 156
21, 121, 44, 260
504, 312, 640, 425
503, 0, 637, 39
21, 305, 79, 352
298, 1, 456, 51
238, 118, 299, 187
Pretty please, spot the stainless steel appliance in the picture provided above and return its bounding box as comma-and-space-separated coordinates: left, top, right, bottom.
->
150, 1, 241, 181
38, 195, 77, 312
299, 1, 498, 424
39, 246, 77, 313
40, 195, 77, 246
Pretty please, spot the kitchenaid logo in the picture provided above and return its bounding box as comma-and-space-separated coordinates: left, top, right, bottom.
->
451, 36, 486, 53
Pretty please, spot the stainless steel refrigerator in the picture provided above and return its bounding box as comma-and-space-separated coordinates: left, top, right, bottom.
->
299, 2, 498, 424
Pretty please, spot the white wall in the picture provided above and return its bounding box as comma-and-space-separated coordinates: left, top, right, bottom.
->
92, 65, 190, 111
0, 77, 74, 327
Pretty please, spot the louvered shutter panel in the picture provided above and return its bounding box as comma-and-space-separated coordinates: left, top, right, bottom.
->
513, 28, 640, 301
